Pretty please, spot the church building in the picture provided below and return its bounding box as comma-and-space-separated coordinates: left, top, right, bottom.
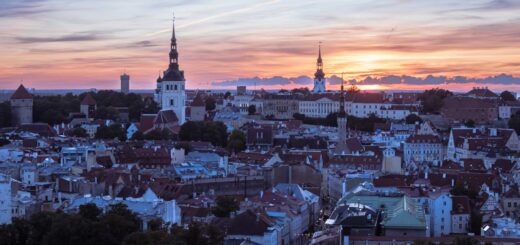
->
155, 13, 186, 124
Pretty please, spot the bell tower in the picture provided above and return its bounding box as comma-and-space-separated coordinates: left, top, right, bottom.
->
312, 43, 326, 93
154, 12, 186, 124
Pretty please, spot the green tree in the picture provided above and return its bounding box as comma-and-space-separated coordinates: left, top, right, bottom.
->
95, 106, 120, 121
405, 114, 423, 124
418, 88, 453, 114
100, 204, 141, 242
130, 131, 144, 141
500, 90, 517, 102
95, 123, 127, 141
509, 112, 520, 134
347, 84, 360, 94
174, 142, 192, 155
464, 119, 475, 128
147, 218, 164, 232
71, 127, 88, 138
122, 232, 152, 245
247, 104, 256, 115
205, 97, 216, 111
293, 113, 305, 120
79, 204, 102, 221
206, 224, 224, 245
211, 196, 239, 217
0, 101, 12, 128
469, 210, 483, 235
227, 130, 246, 154
0, 138, 10, 147
144, 128, 173, 140
224, 91, 231, 99
291, 87, 310, 96
179, 121, 228, 147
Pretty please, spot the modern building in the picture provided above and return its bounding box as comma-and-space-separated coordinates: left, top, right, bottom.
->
120, 73, 130, 94
313, 45, 326, 93
155, 14, 186, 124
10, 84, 33, 126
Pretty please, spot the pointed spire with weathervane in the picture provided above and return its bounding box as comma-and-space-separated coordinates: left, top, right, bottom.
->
335, 77, 349, 155
163, 12, 185, 81
313, 42, 326, 93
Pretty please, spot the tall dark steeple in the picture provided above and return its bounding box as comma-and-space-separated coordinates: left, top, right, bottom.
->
338, 78, 346, 117
163, 12, 185, 81
314, 44, 324, 81
313, 43, 326, 93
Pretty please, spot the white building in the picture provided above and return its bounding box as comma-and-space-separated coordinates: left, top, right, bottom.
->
403, 134, 443, 165
451, 196, 470, 234
299, 96, 339, 118
430, 191, 452, 237
0, 174, 12, 224
155, 15, 186, 124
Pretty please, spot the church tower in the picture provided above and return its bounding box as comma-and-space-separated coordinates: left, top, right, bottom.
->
312, 44, 326, 93
155, 13, 186, 124
10, 84, 33, 127
334, 79, 349, 155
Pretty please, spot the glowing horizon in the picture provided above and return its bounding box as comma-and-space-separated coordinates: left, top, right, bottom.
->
1, 0, 520, 92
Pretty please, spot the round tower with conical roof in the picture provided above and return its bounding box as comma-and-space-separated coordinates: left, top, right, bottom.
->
10, 84, 33, 126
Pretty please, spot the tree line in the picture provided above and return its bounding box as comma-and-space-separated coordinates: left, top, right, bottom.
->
0, 203, 224, 245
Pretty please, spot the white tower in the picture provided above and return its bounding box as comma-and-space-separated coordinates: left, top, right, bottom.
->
312, 44, 326, 93
155, 13, 186, 124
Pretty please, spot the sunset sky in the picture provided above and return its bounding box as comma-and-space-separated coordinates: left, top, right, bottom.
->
1, 0, 520, 91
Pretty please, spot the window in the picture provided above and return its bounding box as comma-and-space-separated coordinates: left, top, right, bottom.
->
508, 202, 512, 207
170, 99, 174, 106
174, 84, 178, 90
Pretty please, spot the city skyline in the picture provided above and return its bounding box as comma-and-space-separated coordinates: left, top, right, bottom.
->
1, 0, 520, 91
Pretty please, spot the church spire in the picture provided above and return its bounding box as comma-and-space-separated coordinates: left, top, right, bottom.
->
168, 12, 179, 71
314, 43, 324, 81
338, 78, 346, 117
162, 12, 185, 81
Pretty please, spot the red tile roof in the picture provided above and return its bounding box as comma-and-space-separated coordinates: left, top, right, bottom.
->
11, 84, 33, 100
80, 93, 96, 105
452, 196, 470, 214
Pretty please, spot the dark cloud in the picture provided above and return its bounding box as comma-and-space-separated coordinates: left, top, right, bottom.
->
212, 74, 520, 87
0, 0, 53, 18
212, 76, 314, 87
16, 33, 104, 43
